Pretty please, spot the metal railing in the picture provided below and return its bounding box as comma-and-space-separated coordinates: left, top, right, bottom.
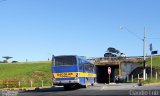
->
0, 80, 52, 89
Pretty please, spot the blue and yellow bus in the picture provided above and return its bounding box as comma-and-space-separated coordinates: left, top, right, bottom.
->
52, 55, 96, 89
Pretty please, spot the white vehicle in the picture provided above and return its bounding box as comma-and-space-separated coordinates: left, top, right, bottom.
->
119, 53, 126, 58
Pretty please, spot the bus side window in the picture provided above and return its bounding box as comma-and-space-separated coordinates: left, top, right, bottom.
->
78, 59, 83, 70
85, 64, 91, 71
79, 64, 83, 70
89, 64, 92, 72
84, 64, 88, 71
91, 64, 94, 72
89, 64, 93, 72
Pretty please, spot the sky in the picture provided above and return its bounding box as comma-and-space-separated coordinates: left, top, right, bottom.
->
0, 0, 159, 62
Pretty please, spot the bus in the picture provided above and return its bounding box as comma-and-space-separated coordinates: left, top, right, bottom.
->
52, 55, 96, 89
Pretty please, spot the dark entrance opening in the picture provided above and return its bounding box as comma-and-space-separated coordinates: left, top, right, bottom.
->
96, 65, 119, 83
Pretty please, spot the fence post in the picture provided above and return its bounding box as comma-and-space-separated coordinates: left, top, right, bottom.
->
138, 74, 139, 83
41, 80, 43, 87
7, 81, 8, 88
127, 75, 129, 82
146, 73, 147, 80
30, 80, 33, 88
19, 81, 21, 88
156, 72, 158, 80
132, 75, 133, 83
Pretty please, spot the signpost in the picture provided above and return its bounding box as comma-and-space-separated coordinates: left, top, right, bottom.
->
149, 43, 158, 79
150, 43, 153, 79
108, 67, 111, 84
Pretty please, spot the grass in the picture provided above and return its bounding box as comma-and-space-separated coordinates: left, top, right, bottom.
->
128, 77, 160, 83
143, 77, 160, 84
138, 56, 160, 84
0, 61, 52, 88
146, 56, 160, 68
0, 56, 160, 88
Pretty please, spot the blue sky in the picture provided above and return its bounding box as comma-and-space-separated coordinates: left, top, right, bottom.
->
0, 0, 159, 61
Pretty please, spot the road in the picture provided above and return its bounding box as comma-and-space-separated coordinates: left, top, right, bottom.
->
1, 83, 160, 96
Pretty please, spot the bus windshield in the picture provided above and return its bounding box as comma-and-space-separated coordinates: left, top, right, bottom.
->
55, 56, 77, 66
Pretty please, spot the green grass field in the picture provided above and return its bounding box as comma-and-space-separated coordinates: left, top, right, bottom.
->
0, 61, 52, 88
129, 56, 160, 84
145, 56, 160, 83
146, 56, 160, 67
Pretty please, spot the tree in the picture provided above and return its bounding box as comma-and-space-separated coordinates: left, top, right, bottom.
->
107, 47, 120, 54
2, 56, 13, 63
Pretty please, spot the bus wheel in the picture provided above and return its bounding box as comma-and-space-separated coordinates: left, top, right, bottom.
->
91, 83, 94, 86
74, 84, 80, 89
64, 85, 71, 90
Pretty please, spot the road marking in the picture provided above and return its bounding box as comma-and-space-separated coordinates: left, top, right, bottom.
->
100, 86, 106, 90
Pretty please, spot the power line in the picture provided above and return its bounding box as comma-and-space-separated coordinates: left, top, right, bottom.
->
146, 37, 160, 39
120, 26, 147, 80
120, 26, 160, 40
120, 26, 143, 41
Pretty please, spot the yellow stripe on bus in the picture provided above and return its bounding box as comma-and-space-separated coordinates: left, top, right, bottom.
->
78, 72, 96, 77
53, 72, 96, 78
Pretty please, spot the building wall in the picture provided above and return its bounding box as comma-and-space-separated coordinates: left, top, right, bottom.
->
121, 63, 140, 79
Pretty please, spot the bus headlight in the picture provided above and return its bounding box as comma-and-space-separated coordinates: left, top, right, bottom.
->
53, 78, 56, 81
75, 77, 78, 80
75, 73, 79, 80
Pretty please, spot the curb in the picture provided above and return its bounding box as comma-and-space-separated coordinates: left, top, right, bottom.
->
2, 88, 29, 91
0, 86, 52, 91
144, 82, 160, 86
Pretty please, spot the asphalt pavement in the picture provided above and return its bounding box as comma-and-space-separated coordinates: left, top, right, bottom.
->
1, 83, 160, 96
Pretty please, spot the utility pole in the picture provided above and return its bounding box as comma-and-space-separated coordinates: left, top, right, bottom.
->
143, 27, 146, 80
120, 26, 147, 80
151, 50, 153, 80
150, 43, 153, 80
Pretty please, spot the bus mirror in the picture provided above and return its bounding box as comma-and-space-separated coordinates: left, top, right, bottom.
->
52, 55, 55, 66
